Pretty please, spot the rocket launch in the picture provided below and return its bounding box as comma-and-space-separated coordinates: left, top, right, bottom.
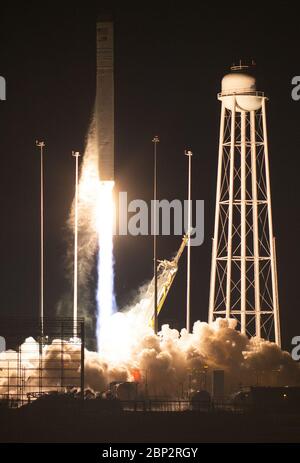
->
95, 18, 116, 351
96, 19, 114, 182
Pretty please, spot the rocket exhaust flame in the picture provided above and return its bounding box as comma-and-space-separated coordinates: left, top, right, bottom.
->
96, 181, 116, 352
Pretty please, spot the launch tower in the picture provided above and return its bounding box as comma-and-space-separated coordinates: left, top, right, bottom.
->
208, 64, 281, 346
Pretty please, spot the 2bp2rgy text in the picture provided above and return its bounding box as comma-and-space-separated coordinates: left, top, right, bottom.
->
101, 447, 198, 460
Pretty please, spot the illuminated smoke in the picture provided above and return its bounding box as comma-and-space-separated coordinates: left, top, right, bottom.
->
1, 315, 300, 400
2, 258, 300, 399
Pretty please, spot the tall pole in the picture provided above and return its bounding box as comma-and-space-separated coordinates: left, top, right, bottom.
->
152, 136, 159, 334
261, 98, 281, 347
225, 104, 236, 318
80, 320, 85, 400
250, 110, 261, 339
209, 102, 225, 324
72, 151, 80, 338
185, 150, 193, 332
240, 111, 247, 335
36, 140, 45, 338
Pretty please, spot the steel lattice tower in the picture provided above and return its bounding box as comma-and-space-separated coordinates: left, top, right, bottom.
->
208, 65, 281, 346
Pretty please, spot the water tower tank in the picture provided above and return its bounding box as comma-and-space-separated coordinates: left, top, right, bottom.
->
219, 66, 263, 111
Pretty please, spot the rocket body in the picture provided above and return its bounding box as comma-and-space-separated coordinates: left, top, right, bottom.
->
96, 20, 114, 181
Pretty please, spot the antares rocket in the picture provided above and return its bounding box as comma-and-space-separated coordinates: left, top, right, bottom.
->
96, 19, 114, 182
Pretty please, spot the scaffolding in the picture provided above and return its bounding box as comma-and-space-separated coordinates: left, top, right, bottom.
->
0, 318, 85, 406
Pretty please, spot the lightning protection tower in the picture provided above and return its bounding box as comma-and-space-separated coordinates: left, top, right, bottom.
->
208, 64, 281, 346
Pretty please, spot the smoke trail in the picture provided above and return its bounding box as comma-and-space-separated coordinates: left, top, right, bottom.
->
61, 116, 100, 337
63, 114, 116, 348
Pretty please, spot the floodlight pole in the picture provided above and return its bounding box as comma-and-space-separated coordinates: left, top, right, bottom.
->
72, 151, 80, 338
152, 136, 160, 334
36, 140, 45, 338
185, 149, 193, 332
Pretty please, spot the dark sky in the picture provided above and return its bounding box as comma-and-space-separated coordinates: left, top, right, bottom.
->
0, 2, 299, 349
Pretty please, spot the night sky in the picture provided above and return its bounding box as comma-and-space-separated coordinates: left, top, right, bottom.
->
0, 2, 299, 349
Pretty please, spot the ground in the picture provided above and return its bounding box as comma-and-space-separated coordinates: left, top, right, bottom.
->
1, 405, 300, 443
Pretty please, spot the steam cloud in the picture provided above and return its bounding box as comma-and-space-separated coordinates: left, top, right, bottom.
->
1, 306, 300, 399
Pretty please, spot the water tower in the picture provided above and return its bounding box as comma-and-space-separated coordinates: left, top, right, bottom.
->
208, 63, 281, 346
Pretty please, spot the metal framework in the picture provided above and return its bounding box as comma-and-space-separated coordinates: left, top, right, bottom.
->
208, 96, 281, 346
0, 318, 85, 406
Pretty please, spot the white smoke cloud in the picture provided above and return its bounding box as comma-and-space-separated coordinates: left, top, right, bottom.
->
1, 315, 300, 401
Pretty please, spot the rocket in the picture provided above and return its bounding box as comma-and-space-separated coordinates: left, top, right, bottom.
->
96, 18, 114, 182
